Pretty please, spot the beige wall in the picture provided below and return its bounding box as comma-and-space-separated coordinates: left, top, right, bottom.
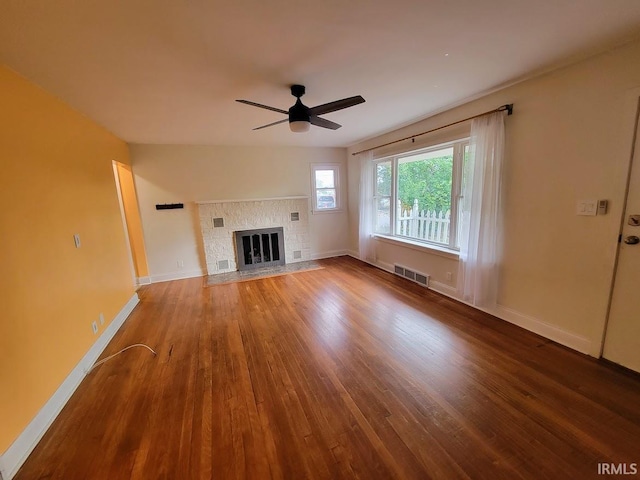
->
0, 66, 134, 453
130, 144, 349, 281
348, 39, 640, 356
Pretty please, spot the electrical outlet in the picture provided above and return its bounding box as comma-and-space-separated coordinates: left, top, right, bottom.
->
91, 321, 98, 334
446, 272, 453, 281
99, 312, 105, 325
177, 260, 184, 269
73, 234, 81, 248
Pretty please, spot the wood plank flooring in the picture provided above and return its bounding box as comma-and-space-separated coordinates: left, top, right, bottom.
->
15, 256, 640, 479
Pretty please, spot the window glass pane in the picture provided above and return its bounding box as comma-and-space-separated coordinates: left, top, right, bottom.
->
375, 197, 391, 234
315, 169, 335, 188
316, 189, 336, 209
376, 161, 391, 196
397, 147, 453, 244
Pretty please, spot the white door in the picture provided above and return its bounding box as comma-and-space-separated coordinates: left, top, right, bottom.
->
603, 97, 640, 373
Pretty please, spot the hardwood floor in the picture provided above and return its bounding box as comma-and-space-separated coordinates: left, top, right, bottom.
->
15, 256, 640, 479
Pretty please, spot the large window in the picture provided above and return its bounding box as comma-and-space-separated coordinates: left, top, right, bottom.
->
374, 139, 469, 250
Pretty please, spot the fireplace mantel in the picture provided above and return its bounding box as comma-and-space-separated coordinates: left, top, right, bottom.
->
196, 195, 309, 205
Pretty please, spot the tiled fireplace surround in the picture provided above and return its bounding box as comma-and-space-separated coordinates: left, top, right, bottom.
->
197, 197, 311, 275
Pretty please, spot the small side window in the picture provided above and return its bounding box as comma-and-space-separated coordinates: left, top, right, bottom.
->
311, 164, 340, 212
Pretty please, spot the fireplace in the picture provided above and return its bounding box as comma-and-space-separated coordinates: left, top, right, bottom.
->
234, 227, 285, 271
197, 197, 310, 275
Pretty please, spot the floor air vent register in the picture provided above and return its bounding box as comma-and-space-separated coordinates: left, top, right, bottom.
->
394, 264, 429, 287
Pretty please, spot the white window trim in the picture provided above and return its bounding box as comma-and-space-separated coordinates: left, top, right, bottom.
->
373, 138, 469, 253
374, 233, 459, 260
311, 163, 342, 213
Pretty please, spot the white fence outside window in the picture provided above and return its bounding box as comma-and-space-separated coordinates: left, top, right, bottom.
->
396, 199, 451, 244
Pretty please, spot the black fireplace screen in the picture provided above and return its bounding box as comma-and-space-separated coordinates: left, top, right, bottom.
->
234, 227, 285, 271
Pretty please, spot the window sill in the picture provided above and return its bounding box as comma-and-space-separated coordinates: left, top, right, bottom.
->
312, 208, 344, 214
373, 234, 459, 260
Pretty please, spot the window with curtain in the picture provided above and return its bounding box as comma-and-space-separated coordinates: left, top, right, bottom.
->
373, 138, 470, 251
364, 109, 506, 307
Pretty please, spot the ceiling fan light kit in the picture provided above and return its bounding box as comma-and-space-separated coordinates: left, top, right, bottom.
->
236, 84, 365, 133
289, 121, 311, 133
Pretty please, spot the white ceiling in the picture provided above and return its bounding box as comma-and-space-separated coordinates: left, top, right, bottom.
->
2, 0, 640, 148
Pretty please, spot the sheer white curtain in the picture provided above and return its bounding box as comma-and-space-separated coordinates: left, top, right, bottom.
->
457, 112, 505, 307
358, 151, 376, 262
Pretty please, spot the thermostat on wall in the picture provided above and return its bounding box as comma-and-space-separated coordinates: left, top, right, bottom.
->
598, 200, 608, 215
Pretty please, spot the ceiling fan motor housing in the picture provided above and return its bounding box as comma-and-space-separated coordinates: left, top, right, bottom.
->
289, 85, 310, 123
290, 84, 306, 98
289, 99, 310, 123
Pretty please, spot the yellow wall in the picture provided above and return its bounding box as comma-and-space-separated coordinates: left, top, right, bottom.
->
0, 66, 135, 453
115, 162, 149, 279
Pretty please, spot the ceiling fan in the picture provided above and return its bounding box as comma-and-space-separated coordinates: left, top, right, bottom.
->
236, 85, 365, 133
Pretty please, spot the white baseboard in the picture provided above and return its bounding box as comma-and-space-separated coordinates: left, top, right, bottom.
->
426, 276, 592, 354
375, 259, 394, 273
428, 279, 458, 297
350, 257, 594, 357
494, 305, 592, 354
0, 293, 140, 480
149, 268, 205, 284
427, 277, 592, 354
311, 249, 348, 260
136, 276, 151, 286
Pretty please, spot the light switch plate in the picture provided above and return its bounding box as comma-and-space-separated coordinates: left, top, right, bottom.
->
577, 200, 597, 216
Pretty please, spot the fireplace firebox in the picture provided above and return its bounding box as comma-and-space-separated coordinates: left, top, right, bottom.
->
234, 227, 285, 271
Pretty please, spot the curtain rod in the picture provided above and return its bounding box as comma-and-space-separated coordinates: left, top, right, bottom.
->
351, 104, 513, 156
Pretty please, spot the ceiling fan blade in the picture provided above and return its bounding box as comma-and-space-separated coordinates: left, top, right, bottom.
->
253, 118, 289, 131
309, 116, 341, 130
236, 99, 288, 115
309, 95, 365, 116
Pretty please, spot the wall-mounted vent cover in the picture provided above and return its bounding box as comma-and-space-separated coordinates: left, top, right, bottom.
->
217, 259, 229, 270
291, 212, 300, 221
213, 217, 224, 228
415, 273, 429, 287
403, 269, 416, 281
293, 250, 302, 259
394, 264, 429, 288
